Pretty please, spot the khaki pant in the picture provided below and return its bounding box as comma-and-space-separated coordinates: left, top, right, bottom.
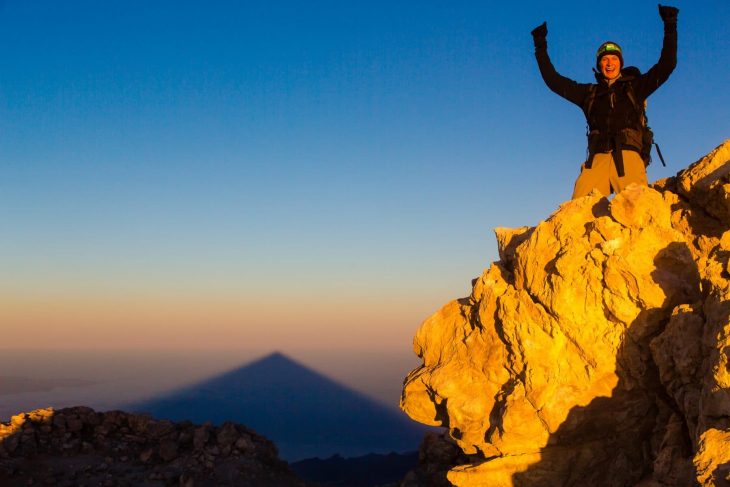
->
572, 150, 648, 199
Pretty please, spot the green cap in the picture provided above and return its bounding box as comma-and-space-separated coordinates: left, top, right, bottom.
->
596, 41, 623, 69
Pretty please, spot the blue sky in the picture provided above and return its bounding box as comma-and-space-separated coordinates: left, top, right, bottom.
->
1, 1, 728, 354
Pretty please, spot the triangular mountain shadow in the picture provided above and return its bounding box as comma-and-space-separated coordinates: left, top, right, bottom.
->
127, 352, 430, 461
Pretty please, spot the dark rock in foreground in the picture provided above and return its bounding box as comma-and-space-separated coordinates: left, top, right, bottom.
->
0, 406, 308, 486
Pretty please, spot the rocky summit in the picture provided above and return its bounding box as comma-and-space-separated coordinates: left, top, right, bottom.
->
401, 140, 730, 487
0, 406, 307, 486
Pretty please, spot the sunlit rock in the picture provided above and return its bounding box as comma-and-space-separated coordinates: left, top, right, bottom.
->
402, 140, 730, 486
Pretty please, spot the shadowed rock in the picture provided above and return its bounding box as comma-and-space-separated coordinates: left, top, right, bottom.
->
0, 406, 308, 486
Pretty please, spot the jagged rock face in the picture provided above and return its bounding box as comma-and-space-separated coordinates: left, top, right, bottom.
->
401, 140, 730, 486
0, 406, 308, 486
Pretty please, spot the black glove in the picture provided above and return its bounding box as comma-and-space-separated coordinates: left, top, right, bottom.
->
531, 22, 547, 49
658, 4, 678, 22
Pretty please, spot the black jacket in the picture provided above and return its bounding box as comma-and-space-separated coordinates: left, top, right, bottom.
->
535, 22, 677, 172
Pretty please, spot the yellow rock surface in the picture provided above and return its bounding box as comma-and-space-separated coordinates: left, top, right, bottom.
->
402, 140, 730, 486
694, 428, 730, 486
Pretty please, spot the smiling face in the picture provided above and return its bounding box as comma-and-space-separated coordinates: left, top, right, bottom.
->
599, 54, 621, 80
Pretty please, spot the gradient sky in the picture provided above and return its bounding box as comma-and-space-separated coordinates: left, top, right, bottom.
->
1, 1, 729, 355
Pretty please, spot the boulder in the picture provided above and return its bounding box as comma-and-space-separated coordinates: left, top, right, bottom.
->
0, 406, 308, 486
401, 140, 730, 486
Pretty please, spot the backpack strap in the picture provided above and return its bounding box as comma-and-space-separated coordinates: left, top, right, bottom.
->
582, 84, 597, 118
623, 80, 637, 108
623, 82, 644, 123
582, 85, 597, 168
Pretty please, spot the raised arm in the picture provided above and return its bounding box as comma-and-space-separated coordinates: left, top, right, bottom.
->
532, 22, 588, 107
636, 5, 678, 99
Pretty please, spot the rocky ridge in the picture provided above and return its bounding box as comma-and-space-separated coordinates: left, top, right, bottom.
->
401, 140, 730, 486
0, 406, 307, 486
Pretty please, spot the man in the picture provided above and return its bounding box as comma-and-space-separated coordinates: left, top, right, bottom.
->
531, 5, 678, 199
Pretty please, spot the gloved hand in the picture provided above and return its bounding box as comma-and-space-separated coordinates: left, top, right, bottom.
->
658, 4, 679, 22
531, 22, 547, 49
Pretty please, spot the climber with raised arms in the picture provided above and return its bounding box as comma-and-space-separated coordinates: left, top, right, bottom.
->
531, 4, 678, 199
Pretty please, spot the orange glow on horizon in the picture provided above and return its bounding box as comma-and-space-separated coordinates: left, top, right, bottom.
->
0, 290, 443, 351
